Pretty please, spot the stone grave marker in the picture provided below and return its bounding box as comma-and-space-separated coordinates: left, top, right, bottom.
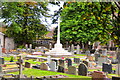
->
68, 66, 77, 75
98, 57, 107, 66
59, 59, 65, 67
0, 58, 4, 64
40, 63, 48, 70
47, 56, 51, 64
71, 44, 74, 54
77, 45, 80, 54
94, 52, 100, 61
78, 63, 88, 76
102, 63, 112, 73
25, 62, 31, 68
102, 49, 107, 56
66, 59, 72, 67
49, 61, 56, 71
57, 66, 64, 73
74, 58, 80, 64
52, 59, 58, 69
0, 44, 2, 56
83, 61, 89, 67
49, 43, 52, 50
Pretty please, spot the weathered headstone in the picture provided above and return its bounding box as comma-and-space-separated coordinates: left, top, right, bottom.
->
49, 61, 56, 71
94, 52, 100, 61
86, 50, 90, 56
83, 61, 89, 67
78, 63, 88, 76
67, 59, 72, 67
25, 44, 28, 50
0, 58, 4, 64
49, 43, 52, 50
74, 58, 80, 64
57, 66, 64, 73
71, 44, 74, 54
59, 59, 65, 67
102, 63, 112, 73
68, 66, 77, 75
98, 57, 107, 66
40, 63, 48, 70
47, 56, 51, 64
102, 49, 107, 56
52, 59, 58, 68
25, 62, 31, 68
77, 45, 80, 54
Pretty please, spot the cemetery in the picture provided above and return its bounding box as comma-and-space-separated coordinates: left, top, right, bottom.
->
0, 1, 120, 80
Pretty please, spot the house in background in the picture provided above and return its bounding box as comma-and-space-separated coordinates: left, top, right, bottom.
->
0, 22, 15, 52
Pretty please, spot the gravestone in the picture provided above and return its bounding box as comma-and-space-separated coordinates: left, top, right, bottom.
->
0, 66, 2, 72
52, 59, 58, 68
67, 59, 72, 67
71, 44, 74, 54
49, 61, 56, 71
94, 52, 100, 61
47, 56, 51, 64
49, 43, 52, 50
86, 50, 90, 56
59, 59, 65, 67
40, 63, 48, 70
0, 58, 4, 64
25, 44, 28, 50
78, 63, 88, 76
25, 62, 31, 68
68, 66, 77, 75
102, 63, 112, 73
74, 58, 80, 64
116, 64, 120, 75
98, 57, 107, 66
102, 49, 107, 56
77, 45, 80, 54
57, 66, 64, 73
83, 61, 89, 67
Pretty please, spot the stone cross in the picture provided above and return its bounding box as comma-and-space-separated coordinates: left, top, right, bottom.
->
77, 44, 80, 54
17, 56, 24, 79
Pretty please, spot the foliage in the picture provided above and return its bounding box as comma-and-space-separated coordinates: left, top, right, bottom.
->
2, 2, 50, 45
10, 56, 14, 62
60, 2, 113, 45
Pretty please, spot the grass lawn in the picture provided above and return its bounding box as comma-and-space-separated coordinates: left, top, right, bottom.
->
74, 54, 86, 56
24, 59, 44, 64
8, 68, 91, 80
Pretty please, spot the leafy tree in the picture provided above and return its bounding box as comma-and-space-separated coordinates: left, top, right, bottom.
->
56, 2, 113, 49
2, 2, 50, 46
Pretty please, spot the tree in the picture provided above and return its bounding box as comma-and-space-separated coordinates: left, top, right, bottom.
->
57, 2, 113, 49
2, 2, 50, 46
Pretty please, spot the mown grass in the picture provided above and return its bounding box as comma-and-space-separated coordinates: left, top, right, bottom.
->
8, 68, 91, 80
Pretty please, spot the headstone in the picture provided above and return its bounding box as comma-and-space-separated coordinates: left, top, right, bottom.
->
25, 62, 31, 68
116, 64, 120, 75
102, 49, 107, 56
102, 63, 112, 73
59, 59, 65, 67
94, 52, 100, 61
0, 58, 4, 64
52, 59, 58, 68
25, 44, 28, 50
71, 44, 74, 54
68, 66, 77, 75
74, 58, 80, 64
98, 57, 107, 66
40, 63, 48, 70
49, 61, 56, 71
57, 66, 64, 73
78, 63, 88, 76
68, 46, 71, 52
47, 56, 51, 64
83, 61, 89, 67
77, 45, 80, 54
0, 66, 2, 72
49, 43, 52, 50
67, 59, 72, 67
86, 50, 90, 56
